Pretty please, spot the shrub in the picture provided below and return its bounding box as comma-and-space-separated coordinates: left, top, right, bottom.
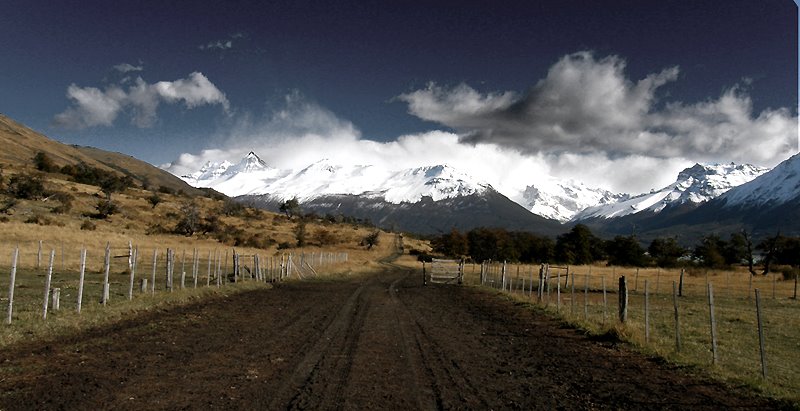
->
277, 241, 293, 250
221, 199, 246, 216
0, 216, 9, 223
24, 214, 52, 225
314, 228, 339, 246
147, 193, 162, 209
50, 192, 75, 214
145, 223, 168, 235
6, 173, 49, 199
294, 222, 307, 247
158, 185, 175, 195
361, 230, 380, 250
93, 199, 119, 219
173, 201, 200, 236
0, 198, 17, 214
33, 152, 59, 172
80, 220, 97, 231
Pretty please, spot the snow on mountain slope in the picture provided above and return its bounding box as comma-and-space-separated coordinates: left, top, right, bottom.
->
513, 179, 627, 222
573, 162, 769, 220
719, 153, 800, 208
179, 153, 492, 204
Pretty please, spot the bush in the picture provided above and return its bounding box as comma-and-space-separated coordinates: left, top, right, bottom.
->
0, 216, 9, 223
80, 220, 97, 231
147, 193, 162, 209
6, 173, 49, 199
777, 265, 798, 281
93, 199, 119, 219
277, 241, 293, 250
33, 152, 59, 173
314, 228, 338, 246
0, 198, 17, 214
24, 214, 52, 225
173, 201, 200, 236
221, 199, 246, 216
361, 230, 380, 250
145, 223, 168, 235
157, 185, 175, 195
50, 192, 75, 214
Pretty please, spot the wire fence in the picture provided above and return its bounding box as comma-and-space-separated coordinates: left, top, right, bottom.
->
1, 241, 348, 325
463, 261, 799, 399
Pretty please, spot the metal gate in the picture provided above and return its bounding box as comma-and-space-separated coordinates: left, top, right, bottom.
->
425, 258, 463, 285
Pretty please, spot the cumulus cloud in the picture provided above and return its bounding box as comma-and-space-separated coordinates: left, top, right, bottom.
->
199, 40, 233, 51
54, 72, 229, 129
165, 51, 797, 196
113, 63, 143, 73
164, 92, 690, 195
398, 51, 796, 168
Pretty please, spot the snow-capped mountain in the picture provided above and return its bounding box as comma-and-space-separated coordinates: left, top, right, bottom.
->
181, 153, 492, 205
718, 153, 800, 208
514, 179, 628, 222
573, 162, 769, 220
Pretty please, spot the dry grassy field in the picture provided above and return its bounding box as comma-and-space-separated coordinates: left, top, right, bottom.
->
467, 262, 800, 402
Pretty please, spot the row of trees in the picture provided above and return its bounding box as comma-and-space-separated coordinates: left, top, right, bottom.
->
430, 225, 800, 272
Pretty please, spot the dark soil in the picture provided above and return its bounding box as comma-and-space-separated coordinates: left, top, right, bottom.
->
0, 261, 789, 410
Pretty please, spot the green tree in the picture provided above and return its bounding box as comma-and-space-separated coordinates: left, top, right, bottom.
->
606, 235, 647, 267
693, 235, 726, 268
279, 197, 301, 218
555, 224, 604, 265
648, 237, 686, 267
431, 228, 469, 258
6, 173, 49, 199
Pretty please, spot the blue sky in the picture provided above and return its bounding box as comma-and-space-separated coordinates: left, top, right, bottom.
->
0, 0, 797, 194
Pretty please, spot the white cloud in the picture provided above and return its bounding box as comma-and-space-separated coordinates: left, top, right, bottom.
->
164, 92, 690, 195
199, 40, 233, 51
113, 63, 143, 73
398, 51, 796, 169
166, 51, 797, 197
54, 72, 229, 129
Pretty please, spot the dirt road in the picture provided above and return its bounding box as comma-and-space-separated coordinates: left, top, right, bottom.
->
0, 260, 787, 410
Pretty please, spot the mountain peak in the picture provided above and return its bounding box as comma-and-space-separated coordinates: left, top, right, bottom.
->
574, 161, 769, 220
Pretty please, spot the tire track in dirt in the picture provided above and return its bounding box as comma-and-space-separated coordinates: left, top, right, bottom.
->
267, 279, 369, 409
387, 273, 439, 410
385, 262, 492, 409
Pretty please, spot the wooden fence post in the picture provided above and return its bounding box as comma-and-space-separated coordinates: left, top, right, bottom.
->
584, 273, 589, 320
77, 248, 86, 313
101, 243, 110, 305
151, 249, 158, 295
128, 247, 137, 300
755, 288, 767, 379
52, 288, 60, 311
644, 279, 650, 343
5, 247, 19, 324
42, 249, 55, 320
571, 272, 576, 315
207, 250, 212, 287
140, 278, 148, 293
618, 276, 628, 323
602, 276, 607, 326
678, 268, 684, 297
708, 283, 718, 365
673, 281, 681, 351
37, 240, 43, 269
556, 272, 561, 313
